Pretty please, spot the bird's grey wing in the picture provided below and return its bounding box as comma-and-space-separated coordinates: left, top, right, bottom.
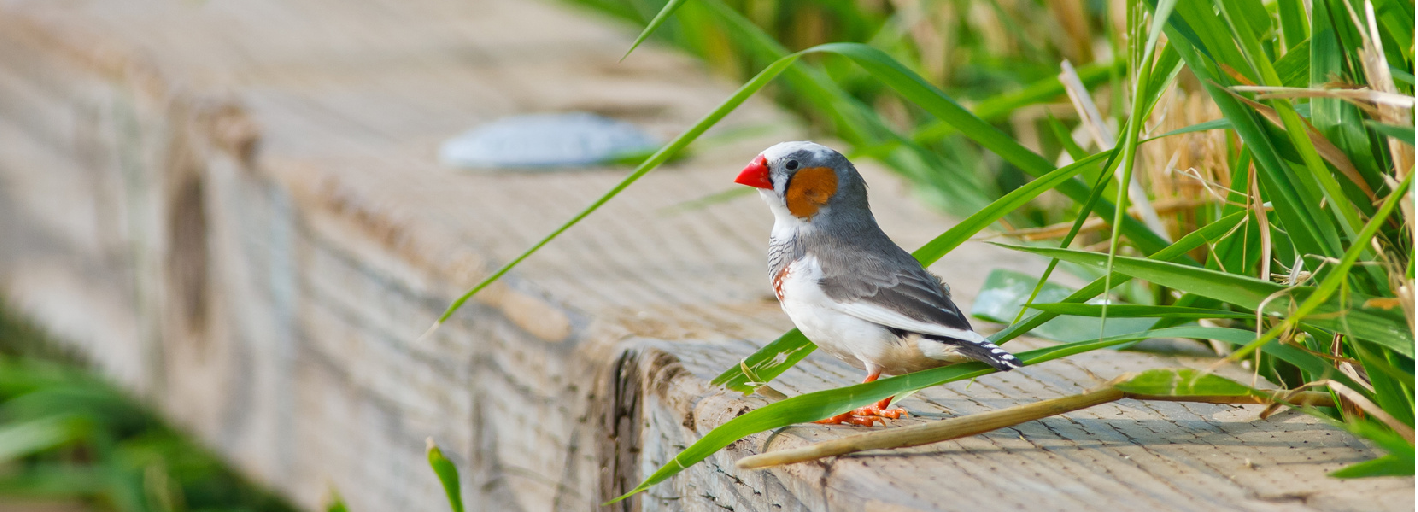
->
816, 247, 1024, 370
815, 248, 977, 337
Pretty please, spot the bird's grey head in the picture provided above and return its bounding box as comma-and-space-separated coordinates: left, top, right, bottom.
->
736, 141, 872, 227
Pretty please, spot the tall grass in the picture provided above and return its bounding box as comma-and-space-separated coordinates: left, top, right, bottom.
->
429, 0, 1415, 500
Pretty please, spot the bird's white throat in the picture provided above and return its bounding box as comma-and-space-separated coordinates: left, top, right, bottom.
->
759, 188, 813, 239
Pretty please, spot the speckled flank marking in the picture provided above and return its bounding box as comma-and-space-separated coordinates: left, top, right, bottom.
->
772, 263, 791, 301
784, 166, 837, 218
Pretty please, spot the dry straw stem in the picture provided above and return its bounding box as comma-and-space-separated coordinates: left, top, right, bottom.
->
1336, 0, 1414, 180
1226, 91, 1376, 200
1142, 86, 1231, 244
1229, 86, 1416, 109
1353, 2, 1414, 178
1306, 380, 1416, 444
1058, 60, 1171, 242
736, 379, 1334, 470
1248, 162, 1273, 282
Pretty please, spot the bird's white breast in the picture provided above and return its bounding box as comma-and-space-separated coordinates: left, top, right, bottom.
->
777, 255, 898, 373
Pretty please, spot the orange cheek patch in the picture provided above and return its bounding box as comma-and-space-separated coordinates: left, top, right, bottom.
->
785, 166, 838, 218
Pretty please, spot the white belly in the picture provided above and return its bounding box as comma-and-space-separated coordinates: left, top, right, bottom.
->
783, 296, 895, 372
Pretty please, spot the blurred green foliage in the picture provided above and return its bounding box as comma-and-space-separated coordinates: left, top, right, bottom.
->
569, 0, 1126, 224
0, 301, 297, 512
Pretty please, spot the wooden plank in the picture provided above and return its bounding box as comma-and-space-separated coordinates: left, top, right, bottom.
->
616, 338, 1412, 511
0, 0, 1409, 510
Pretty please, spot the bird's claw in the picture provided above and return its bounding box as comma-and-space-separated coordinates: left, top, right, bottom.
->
813, 404, 909, 427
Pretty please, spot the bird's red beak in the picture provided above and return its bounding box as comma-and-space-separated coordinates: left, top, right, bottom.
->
734, 155, 772, 189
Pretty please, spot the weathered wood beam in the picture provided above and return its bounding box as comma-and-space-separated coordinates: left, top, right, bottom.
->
0, 0, 1409, 511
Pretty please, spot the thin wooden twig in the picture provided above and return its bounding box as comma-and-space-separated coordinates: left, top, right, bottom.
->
736, 385, 1335, 470
1224, 90, 1376, 200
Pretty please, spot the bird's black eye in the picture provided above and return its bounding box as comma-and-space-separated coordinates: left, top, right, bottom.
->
784, 159, 799, 171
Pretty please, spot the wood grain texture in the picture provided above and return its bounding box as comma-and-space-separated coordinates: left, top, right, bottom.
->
0, 0, 1409, 510
625, 338, 1412, 511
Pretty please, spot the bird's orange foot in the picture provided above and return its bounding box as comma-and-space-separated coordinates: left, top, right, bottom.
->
813, 404, 909, 427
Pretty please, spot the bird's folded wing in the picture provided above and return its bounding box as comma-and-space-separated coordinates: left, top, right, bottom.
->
820, 265, 985, 342
829, 300, 986, 342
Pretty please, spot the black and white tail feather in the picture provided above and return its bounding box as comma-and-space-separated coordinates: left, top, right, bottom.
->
883, 327, 1022, 371
922, 334, 1022, 371
809, 226, 1026, 373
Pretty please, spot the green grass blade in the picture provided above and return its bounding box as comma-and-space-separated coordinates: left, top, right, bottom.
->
1027, 304, 1253, 320
1390, 66, 1415, 86
909, 151, 1111, 265
1003, 249, 1294, 320
1218, 0, 1368, 252
1045, 113, 1090, 160
324, 490, 348, 512
1351, 341, 1416, 425
621, 0, 689, 60
1367, 120, 1416, 146
1151, 118, 1233, 138
1344, 418, 1415, 460
1013, 145, 1127, 325
1204, 0, 1358, 241
1214, 329, 1372, 394
1277, 0, 1311, 50
1331, 419, 1416, 478
1331, 454, 1415, 478
1114, 368, 1262, 397
1164, 11, 1341, 259
1311, 0, 1389, 185
976, 269, 1158, 342
804, 43, 1054, 175
618, 327, 1248, 502
1274, 39, 1312, 87
909, 59, 1126, 143
427, 439, 465, 512
712, 151, 1112, 392
1141, 45, 1185, 115
1223, 171, 1415, 360
700, 0, 995, 215
1007, 221, 1416, 358
710, 329, 815, 392
1165, 0, 1254, 81
1101, 0, 1175, 334
428, 52, 803, 329
988, 211, 1247, 346
0, 416, 84, 463
1141, 0, 1176, 60
1370, 0, 1414, 65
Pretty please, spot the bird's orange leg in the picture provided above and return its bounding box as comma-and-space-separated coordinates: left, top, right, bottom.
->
813, 371, 909, 426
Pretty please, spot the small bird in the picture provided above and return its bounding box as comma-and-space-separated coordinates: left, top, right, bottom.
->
735, 141, 1021, 426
